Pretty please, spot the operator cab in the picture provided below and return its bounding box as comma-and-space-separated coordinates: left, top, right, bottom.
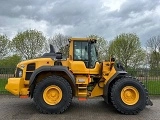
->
73, 39, 98, 68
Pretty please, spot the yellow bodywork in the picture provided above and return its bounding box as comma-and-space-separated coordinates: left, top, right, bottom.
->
5, 38, 118, 99
17, 58, 54, 69
5, 58, 54, 96
90, 62, 117, 97
5, 37, 151, 115
5, 78, 27, 96
69, 61, 100, 74
90, 81, 104, 97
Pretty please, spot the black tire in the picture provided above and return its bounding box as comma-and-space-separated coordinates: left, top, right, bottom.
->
111, 77, 148, 115
33, 75, 72, 114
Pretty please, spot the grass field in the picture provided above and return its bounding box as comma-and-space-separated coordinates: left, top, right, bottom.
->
0, 79, 9, 94
144, 80, 160, 95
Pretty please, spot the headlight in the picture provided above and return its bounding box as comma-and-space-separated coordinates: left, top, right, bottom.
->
15, 68, 23, 77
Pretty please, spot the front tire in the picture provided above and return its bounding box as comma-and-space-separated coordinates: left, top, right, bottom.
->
111, 77, 148, 115
33, 75, 72, 114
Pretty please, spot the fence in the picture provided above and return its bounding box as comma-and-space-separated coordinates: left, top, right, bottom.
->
0, 67, 160, 95
0, 67, 15, 94
128, 69, 160, 95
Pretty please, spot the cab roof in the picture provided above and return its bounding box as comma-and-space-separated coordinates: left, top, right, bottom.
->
69, 38, 97, 42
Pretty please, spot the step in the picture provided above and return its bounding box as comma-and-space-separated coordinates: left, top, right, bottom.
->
78, 86, 87, 89
78, 92, 87, 95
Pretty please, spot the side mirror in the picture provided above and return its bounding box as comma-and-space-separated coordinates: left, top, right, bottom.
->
111, 57, 115, 62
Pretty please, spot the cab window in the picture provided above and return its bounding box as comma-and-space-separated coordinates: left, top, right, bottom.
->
73, 41, 88, 61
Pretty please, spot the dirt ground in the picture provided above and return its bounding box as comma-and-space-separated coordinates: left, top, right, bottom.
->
0, 95, 159, 120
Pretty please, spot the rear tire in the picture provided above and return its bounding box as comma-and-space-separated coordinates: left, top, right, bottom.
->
111, 77, 148, 115
33, 75, 72, 114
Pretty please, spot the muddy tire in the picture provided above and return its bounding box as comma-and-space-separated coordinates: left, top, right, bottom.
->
111, 77, 148, 115
33, 75, 72, 114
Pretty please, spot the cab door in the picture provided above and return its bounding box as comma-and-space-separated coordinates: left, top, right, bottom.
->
69, 40, 100, 74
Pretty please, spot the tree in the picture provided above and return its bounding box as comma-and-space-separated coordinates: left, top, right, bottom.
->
88, 35, 108, 61
11, 30, 46, 60
0, 54, 22, 74
108, 33, 145, 69
48, 33, 70, 58
0, 54, 21, 67
0, 35, 10, 59
146, 35, 160, 70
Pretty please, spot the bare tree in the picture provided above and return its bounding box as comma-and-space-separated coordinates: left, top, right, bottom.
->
0, 35, 10, 59
146, 35, 160, 70
88, 34, 108, 61
48, 33, 70, 58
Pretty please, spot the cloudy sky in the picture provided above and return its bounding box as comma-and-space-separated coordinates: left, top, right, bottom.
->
0, 0, 160, 46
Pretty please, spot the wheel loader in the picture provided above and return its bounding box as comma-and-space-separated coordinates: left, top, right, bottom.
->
5, 38, 152, 114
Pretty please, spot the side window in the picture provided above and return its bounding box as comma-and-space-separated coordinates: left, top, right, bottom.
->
73, 41, 88, 61
90, 44, 98, 67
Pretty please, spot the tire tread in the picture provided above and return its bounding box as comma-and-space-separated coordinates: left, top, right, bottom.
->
110, 76, 148, 115
33, 75, 72, 114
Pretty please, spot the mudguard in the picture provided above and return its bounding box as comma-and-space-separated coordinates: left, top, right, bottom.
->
103, 71, 127, 103
29, 66, 75, 97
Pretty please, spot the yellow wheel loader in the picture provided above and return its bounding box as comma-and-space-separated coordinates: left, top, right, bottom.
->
5, 38, 152, 114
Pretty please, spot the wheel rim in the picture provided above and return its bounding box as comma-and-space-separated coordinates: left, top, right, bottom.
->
43, 85, 62, 105
121, 86, 139, 105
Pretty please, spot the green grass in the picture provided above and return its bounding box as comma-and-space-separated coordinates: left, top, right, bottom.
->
0, 79, 9, 94
143, 80, 160, 95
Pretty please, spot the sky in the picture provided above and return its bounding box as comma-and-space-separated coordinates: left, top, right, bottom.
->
0, 0, 160, 46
